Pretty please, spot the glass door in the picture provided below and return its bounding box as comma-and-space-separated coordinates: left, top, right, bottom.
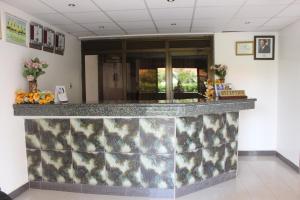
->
170, 52, 209, 99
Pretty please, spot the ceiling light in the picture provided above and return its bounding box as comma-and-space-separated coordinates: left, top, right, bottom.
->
167, 0, 175, 2
171, 23, 176, 26
99, 26, 105, 29
244, 21, 251, 25
68, 3, 76, 7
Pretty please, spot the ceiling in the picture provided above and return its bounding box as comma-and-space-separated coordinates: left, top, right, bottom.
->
2, 0, 300, 39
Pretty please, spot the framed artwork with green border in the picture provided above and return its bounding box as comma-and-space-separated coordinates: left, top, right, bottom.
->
5, 13, 27, 46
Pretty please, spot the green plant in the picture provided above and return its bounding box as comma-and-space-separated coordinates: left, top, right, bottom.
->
23, 57, 48, 81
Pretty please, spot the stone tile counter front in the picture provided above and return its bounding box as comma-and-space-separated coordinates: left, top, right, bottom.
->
14, 99, 256, 198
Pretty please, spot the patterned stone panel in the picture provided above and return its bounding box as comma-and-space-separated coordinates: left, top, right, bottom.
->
71, 119, 104, 152
39, 119, 71, 150
25, 119, 40, 149
27, 149, 42, 181
140, 118, 175, 154
41, 150, 73, 183
202, 144, 226, 180
140, 154, 174, 189
225, 141, 238, 172
73, 151, 106, 185
201, 114, 226, 148
105, 153, 141, 187
176, 149, 202, 188
176, 116, 203, 153
104, 119, 139, 153
225, 112, 239, 143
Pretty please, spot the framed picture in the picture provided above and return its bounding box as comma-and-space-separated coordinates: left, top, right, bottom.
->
5, 13, 27, 46
55, 32, 65, 55
0, 13, 2, 40
236, 41, 254, 55
29, 22, 43, 50
254, 35, 275, 60
43, 27, 55, 53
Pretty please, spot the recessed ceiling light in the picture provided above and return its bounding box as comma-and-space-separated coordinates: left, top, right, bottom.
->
171, 23, 176, 26
99, 26, 105, 29
167, 0, 175, 2
68, 3, 76, 7
245, 21, 251, 25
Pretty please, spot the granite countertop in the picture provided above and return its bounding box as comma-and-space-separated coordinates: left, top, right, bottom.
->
13, 98, 256, 117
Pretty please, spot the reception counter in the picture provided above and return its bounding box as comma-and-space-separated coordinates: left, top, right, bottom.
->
14, 98, 256, 198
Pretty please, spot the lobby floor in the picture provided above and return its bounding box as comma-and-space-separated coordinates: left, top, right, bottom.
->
15, 156, 300, 200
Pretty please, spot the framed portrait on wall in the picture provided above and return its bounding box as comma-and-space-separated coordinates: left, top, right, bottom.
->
236, 41, 254, 56
254, 35, 275, 60
43, 27, 55, 53
55, 32, 65, 55
29, 22, 43, 50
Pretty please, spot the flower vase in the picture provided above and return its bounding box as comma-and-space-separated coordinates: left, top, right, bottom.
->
29, 80, 38, 93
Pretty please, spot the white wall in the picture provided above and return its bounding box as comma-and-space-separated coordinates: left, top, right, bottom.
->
277, 22, 300, 167
215, 32, 278, 151
0, 2, 82, 193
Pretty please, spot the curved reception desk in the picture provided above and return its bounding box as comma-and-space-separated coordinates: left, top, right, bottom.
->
14, 98, 256, 198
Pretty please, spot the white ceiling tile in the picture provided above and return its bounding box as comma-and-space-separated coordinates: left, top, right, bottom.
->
81, 22, 121, 31
264, 17, 298, 27
2, 0, 54, 14
193, 19, 229, 27
118, 21, 155, 29
223, 26, 259, 31
194, 6, 240, 19
278, 4, 300, 17
64, 12, 111, 23
107, 10, 151, 22
93, 0, 146, 11
146, 0, 195, 8
197, 0, 246, 6
54, 23, 87, 32
126, 28, 158, 34
246, 0, 294, 5
235, 5, 286, 18
34, 13, 73, 25
94, 29, 125, 35
228, 18, 269, 27
156, 19, 191, 29
256, 26, 283, 31
159, 27, 190, 33
151, 8, 193, 20
72, 31, 96, 37
40, 0, 98, 13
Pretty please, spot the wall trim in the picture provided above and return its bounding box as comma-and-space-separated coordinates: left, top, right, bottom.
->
239, 150, 300, 173
276, 152, 300, 173
9, 182, 29, 199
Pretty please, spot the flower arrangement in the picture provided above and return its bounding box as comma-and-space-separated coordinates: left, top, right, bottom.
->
210, 64, 228, 79
15, 90, 54, 105
204, 79, 215, 100
23, 57, 48, 81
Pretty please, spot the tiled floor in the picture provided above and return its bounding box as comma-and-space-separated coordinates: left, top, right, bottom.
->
15, 156, 300, 200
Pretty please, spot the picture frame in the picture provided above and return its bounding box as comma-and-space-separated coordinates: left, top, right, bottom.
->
254, 35, 275, 60
29, 22, 43, 50
43, 27, 55, 53
5, 13, 27, 46
236, 41, 254, 56
55, 32, 65, 55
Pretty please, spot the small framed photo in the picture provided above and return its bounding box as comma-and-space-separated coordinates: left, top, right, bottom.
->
29, 22, 43, 50
254, 35, 275, 60
54, 86, 68, 104
55, 32, 65, 55
43, 27, 55, 53
236, 41, 254, 56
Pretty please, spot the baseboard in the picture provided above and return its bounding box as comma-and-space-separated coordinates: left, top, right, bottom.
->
238, 150, 277, 156
238, 150, 300, 173
276, 152, 300, 173
9, 182, 29, 199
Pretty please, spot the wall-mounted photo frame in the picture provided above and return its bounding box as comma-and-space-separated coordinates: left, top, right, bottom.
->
55, 32, 65, 55
236, 41, 254, 56
29, 22, 43, 50
5, 13, 27, 46
43, 27, 55, 53
254, 35, 275, 60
